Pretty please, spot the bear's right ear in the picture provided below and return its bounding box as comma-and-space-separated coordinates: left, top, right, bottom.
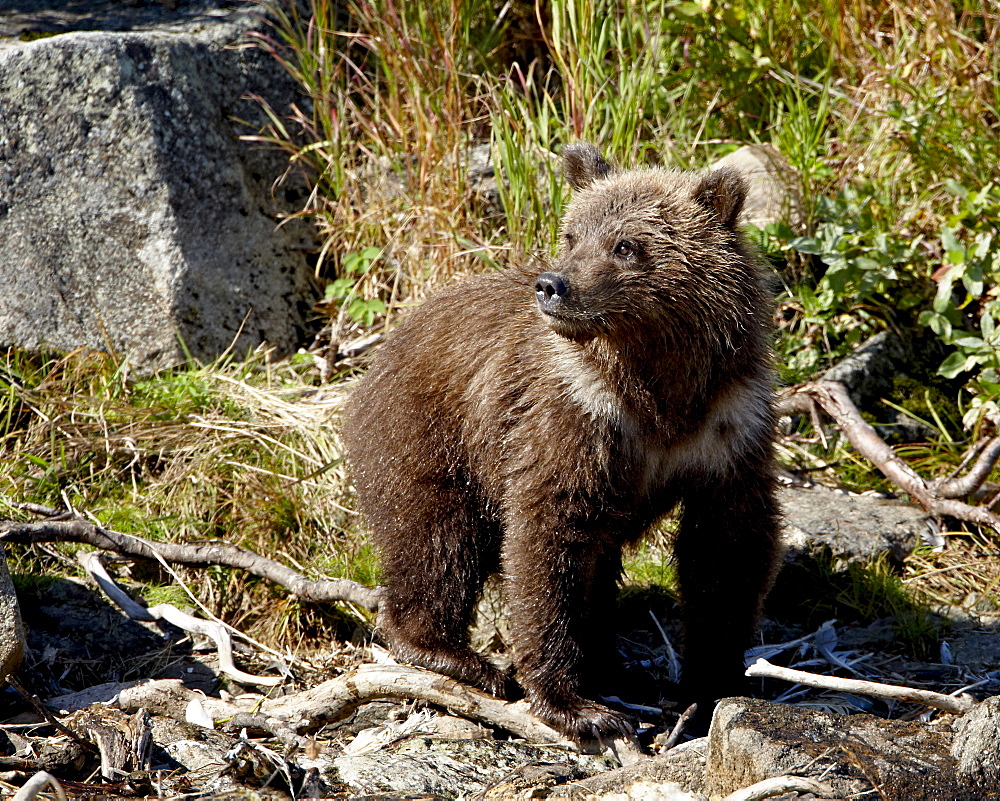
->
563, 143, 613, 190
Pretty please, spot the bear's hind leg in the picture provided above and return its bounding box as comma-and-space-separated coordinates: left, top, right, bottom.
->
675, 470, 780, 729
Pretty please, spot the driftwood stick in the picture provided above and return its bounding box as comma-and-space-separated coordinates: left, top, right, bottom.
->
267, 664, 645, 763
11, 772, 67, 801
777, 381, 1000, 532
261, 663, 582, 748
658, 702, 697, 752
745, 658, 975, 714
107, 665, 645, 764
0, 517, 381, 611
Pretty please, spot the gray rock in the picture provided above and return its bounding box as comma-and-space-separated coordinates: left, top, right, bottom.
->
779, 484, 928, 568
705, 697, 968, 799
946, 623, 1000, 670
821, 331, 907, 409
0, 0, 250, 39
550, 738, 708, 799
0, 6, 318, 372
952, 695, 1000, 785
0, 543, 24, 679
710, 144, 803, 231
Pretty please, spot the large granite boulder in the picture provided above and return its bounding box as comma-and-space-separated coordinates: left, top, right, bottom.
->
0, 2, 318, 372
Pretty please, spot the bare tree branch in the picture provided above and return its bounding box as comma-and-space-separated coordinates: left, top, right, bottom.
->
777, 381, 1000, 533
931, 437, 1000, 498
0, 517, 381, 611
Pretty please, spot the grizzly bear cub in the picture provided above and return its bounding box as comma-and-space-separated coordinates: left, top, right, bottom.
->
342, 144, 780, 741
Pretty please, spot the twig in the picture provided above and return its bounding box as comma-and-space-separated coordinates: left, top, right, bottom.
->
0, 517, 381, 611
777, 381, 1000, 533
4, 501, 65, 518
648, 610, 681, 683
745, 658, 975, 714
941, 436, 990, 482
931, 436, 1000, 498
11, 772, 67, 801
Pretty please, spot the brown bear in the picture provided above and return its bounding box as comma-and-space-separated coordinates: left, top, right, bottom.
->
341, 144, 780, 741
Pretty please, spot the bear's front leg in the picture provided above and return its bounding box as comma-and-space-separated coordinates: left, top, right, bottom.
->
503, 526, 635, 741
675, 467, 780, 728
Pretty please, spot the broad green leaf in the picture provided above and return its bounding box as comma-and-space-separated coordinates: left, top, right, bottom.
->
941, 226, 963, 258
939, 351, 968, 378
925, 312, 952, 338
788, 236, 822, 255
853, 256, 880, 272
932, 281, 954, 314
982, 313, 996, 341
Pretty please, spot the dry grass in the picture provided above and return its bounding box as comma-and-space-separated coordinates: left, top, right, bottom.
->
1, 348, 371, 648
825, 0, 1000, 228
905, 529, 1000, 615
250, 0, 509, 337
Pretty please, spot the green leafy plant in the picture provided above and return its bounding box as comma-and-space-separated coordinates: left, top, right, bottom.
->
324, 246, 387, 326
919, 183, 1000, 382
773, 189, 924, 382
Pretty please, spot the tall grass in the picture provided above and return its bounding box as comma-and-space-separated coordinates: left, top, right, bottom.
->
249, 0, 508, 331
491, 0, 684, 253
254, 0, 998, 279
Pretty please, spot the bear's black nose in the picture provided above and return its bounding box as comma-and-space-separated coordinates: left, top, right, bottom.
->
535, 272, 569, 302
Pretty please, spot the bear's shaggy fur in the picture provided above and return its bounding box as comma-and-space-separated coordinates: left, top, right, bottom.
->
341, 144, 781, 740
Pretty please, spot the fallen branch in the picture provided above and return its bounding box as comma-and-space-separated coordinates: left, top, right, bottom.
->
745, 657, 975, 714
777, 381, 1000, 533
100, 663, 645, 764
0, 515, 381, 611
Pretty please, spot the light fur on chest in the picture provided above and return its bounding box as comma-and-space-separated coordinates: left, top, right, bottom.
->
546, 334, 770, 483
639, 377, 772, 487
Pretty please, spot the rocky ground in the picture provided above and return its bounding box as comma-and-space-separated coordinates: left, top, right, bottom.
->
3, 482, 1000, 799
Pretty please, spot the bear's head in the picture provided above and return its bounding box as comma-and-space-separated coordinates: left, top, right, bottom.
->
535, 144, 756, 346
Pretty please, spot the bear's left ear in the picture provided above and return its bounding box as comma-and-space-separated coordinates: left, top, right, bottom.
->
693, 167, 747, 230
563, 143, 614, 190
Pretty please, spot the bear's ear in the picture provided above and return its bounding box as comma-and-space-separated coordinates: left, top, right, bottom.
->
693, 167, 747, 230
563, 143, 613, 190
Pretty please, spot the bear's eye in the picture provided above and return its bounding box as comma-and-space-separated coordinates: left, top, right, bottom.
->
613, 240, 635, 259
564, 232, 576, 248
